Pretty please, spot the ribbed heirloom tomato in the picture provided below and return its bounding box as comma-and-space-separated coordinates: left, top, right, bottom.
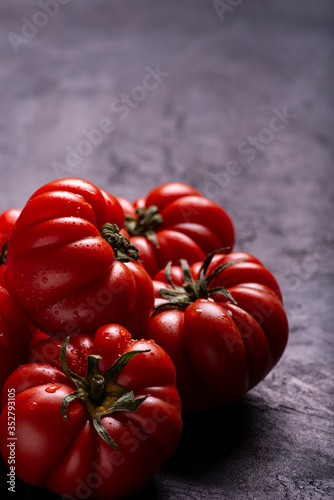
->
0, 324, 182, 499
118, 182, 235, 277
0, 285, 31, 393
4, 178, 154, 337
0, 208, 21, 286
146, 251, 289, 411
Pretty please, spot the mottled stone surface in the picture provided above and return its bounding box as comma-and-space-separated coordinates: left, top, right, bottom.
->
0, 0, 333, 498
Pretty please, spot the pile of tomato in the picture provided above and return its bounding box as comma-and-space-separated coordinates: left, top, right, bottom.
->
0, 178, 288, 499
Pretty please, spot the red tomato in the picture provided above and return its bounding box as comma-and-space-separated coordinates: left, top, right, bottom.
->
0, 285, 31, 393
0, 208, 21, 249
4, 178, 154, 337
0, 325, 182, 499
118, 182, 235, 277
146, 251, 288, 411
0, 209, 21, 286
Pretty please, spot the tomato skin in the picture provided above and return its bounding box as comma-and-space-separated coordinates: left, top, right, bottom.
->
146, 182, 201, 211
156, 229, 205, 269
0, 209, 21, 249
0, 286, 32, 393
148, 252, 288, 411
120, 261, 155, 337
227, 284, 287, 366
159, 195, 234, 250
0, 208, 21, 286
120, 182, 235, 277
0, 267, 5, 287
130, 235, 160, 277
4, 178, 154, 337
205, 252, 282, 300
0, 325, 182, 499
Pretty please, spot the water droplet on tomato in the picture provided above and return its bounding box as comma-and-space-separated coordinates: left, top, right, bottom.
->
192, 308, 202, 317
42, 277, 48, 284
71, 349, 77, 355
45, 385, 61, 394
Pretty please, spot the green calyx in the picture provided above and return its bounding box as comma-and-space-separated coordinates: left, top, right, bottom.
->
0, 241, 8, 265
100, 223, 140, 262
124, 205, 163, 248
60, 339, 150, 449
155, 249, 245, 314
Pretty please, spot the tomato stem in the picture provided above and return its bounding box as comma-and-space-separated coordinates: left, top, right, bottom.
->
124, 205, 163, 248
86, 355, 105, 401
100, 223, 140, 262
59, 338, 150, 448
0, 241, 8, 265
154, 249, 244, 314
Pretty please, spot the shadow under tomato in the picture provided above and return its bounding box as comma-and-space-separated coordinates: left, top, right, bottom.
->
0, 455, 61, 500
160, 397, 253, 479
0, 398, 253, 500
0, 454, 165, 500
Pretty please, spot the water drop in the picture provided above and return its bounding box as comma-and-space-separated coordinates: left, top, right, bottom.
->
45, 385, 61, 394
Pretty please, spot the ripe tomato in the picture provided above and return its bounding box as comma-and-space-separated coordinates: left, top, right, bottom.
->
4, 178, 154, 337
0, 208, 21, 287
146, 251, 289, 411
0, 285, 31, 393
118, 182, 235, 277
0, 325, 182, 499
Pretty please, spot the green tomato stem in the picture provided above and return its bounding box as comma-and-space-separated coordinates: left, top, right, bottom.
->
59, 338, 150, 448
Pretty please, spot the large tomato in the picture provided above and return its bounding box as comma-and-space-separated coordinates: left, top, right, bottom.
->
0, 324, 182, 499
0, 285, 31, 393
0, 208, 21, 287
146, 251, 289, 411
118, 182, 235, 277
4, 178, 154, 337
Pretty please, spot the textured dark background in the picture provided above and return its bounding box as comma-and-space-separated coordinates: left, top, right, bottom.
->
0, 0, 334, 499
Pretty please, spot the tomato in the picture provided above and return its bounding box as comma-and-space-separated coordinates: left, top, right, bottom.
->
0, 209, 21, 286
0, 325, 182, 499
145, 251, 288, 411
0, 285, 31, 393
4, 178, 154, 337
0, 209, 21, 250
118, 182, 235, 277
